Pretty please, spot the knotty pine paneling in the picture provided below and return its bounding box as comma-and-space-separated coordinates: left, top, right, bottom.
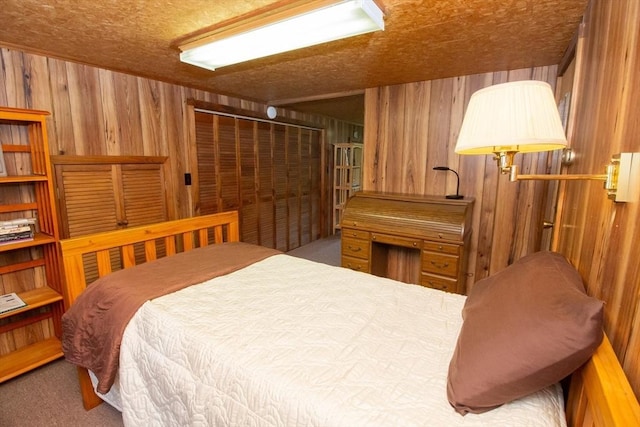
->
364, 66, 559, 289
0, 47, 358, 240
553, 0, 640, 399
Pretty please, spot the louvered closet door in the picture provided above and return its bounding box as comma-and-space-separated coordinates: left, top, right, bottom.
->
55, 162, 167, 283
121, 164, 167, 227
56, 164, 119, 283
120, 164, 168, 264
57, 164, 119, 237
194, 110, 324, 252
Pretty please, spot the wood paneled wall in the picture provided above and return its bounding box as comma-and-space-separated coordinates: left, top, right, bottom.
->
0, 47, 359, 242
554, 0, 640, 398
363, 67, 560, 288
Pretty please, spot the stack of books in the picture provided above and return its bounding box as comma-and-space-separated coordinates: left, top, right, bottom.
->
0, 218, 36, 245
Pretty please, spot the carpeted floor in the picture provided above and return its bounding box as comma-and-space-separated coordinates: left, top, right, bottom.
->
285, 233, 341, 266
0, 358, 124, 427
0, 235, 341, 426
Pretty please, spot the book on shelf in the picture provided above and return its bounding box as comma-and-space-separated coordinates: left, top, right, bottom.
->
0, 225, 32, 235
0, 218, 36, 229
0, 292, 27, 314
0, 230, 34, 244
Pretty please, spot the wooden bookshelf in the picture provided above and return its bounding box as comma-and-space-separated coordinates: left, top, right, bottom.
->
0, 107, 64, 382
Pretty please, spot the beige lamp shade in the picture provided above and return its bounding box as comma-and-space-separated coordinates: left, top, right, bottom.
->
455, 80, 568, 155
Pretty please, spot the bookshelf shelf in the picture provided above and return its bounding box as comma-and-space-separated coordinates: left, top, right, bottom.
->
0, 287, 63, 320
0, 338, 63, 383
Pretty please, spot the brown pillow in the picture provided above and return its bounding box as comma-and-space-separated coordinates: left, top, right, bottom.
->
447, 251, 603, 415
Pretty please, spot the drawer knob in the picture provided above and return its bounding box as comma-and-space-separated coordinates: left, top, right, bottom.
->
348, 246, 361, 252
413, 242, 417, 246
438, 245, 443, 250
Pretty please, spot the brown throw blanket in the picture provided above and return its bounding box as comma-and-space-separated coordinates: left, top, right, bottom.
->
62, 241, 281, 394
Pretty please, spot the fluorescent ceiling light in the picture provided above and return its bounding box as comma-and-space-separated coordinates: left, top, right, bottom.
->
179, 0, 384, 71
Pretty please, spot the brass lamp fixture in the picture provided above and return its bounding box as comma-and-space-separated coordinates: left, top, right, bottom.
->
178, 0, 385, 71
454, 80, 639, 202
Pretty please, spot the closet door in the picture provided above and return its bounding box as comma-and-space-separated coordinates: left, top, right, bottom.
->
53, 157, 168, 281
120, 164, 168, 228
55, 164, 119, 238
55, 161, 167, 237
194, 110, 325, 252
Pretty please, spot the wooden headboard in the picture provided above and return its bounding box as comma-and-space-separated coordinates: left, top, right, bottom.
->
567, 334, 640, 426
60, 211, 239, 310
59, 211, 640, 424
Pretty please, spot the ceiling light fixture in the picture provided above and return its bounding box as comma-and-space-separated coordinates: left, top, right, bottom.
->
454, 80, 640, 202
178, 0, 384, 71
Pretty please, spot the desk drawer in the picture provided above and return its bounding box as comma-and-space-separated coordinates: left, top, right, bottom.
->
422, 252, 459, 277
371, 232, 421, 249
341, 228, 370, 240
420, 273, 457, 293
423, 241, 460, 255
342, 236, 370, 259
342, 255, 369, 273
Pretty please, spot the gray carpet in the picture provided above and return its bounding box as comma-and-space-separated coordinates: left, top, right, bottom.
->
0, 235, 341, 426
0, 359, 124, 427
285, 233, 341, 266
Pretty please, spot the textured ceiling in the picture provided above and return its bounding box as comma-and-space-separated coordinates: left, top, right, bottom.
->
0, 0, 587, 124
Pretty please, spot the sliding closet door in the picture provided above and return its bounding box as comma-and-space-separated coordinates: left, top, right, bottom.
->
194, 111, 323, 252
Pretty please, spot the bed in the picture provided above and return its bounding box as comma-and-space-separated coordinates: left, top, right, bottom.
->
59, 211, 640, 426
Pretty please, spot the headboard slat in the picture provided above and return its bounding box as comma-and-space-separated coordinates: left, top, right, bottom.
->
122, 245, 136, 268
199, 228, 209, 246
144, 240, 157, 262
183, 231, 194, 250
96, 250, 112, 277
165, 236, 176, 256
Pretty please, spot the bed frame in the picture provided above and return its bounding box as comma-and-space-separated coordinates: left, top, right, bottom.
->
59, 211, 640, 425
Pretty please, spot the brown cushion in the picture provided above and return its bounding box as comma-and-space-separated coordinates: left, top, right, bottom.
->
447, 251, 603, 415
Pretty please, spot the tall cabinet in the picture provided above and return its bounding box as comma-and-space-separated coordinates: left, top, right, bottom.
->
333, 142, 363, 233
0, 107, 64, 382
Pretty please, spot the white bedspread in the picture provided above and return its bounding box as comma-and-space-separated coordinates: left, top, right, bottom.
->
118, 254, 566, 426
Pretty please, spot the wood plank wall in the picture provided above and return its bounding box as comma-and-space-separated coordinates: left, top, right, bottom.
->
554, 0, 640, 398
363, 66, 560, 289
0, 47, 360, 241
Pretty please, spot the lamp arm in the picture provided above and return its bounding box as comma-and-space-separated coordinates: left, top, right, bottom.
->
508, 164, 617, 192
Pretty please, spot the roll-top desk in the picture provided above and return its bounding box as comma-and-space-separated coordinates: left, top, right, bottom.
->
340, 192, 474, 295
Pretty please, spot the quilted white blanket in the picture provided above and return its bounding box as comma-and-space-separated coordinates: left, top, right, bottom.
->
117, 254, 565, 426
